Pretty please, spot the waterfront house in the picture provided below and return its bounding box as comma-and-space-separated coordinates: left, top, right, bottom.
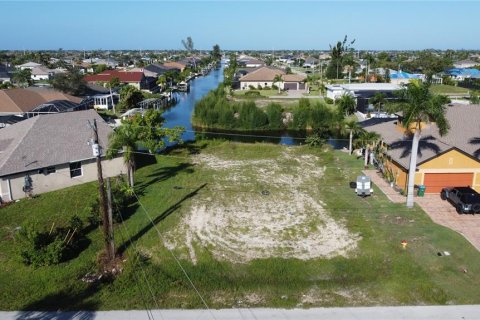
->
362, 104, 480, 193
239, 67, 307, 91
0, 110, 126, 201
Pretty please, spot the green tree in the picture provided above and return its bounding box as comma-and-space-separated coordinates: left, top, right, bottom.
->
266, 103, 284, 129
328, 35, 355, 79
211, 44, 222, 61
12, 69, 32, 87
342, 119, 363, 155
337, 94, 356, 116
118, 85, 143, 111
369, 93, 386, 115
107, 110, 184, 187
393, 81, 450, 207
273, 74, 283, 93
470, 91, 480, 104
50, 70, 87, 95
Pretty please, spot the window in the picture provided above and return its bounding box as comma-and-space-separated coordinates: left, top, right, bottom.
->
46, 166, 56, 174
69, 162, 82, 178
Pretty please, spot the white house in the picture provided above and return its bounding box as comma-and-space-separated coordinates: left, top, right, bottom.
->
17, 61, 42, 70
454, 60, 478, 69
0, 110, 126, 201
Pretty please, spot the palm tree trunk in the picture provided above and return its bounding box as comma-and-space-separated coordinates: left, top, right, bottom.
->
349, 130, 353, 155
364, 146, 369, 167
406, 129, 421, 208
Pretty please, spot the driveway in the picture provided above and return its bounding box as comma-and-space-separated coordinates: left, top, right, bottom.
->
364, 170, 480, 251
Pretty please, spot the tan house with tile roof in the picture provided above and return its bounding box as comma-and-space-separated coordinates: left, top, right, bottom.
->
239, 67, 307, 91
363, 104, 480, 193
0, 110, 126, 201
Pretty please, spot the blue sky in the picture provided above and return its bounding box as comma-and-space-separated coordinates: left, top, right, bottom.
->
1, 1, 479, 50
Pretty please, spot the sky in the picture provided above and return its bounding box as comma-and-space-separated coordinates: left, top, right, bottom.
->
0, 1, 479, 50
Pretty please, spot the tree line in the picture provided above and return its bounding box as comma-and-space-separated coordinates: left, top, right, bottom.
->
193, 84, 342, 133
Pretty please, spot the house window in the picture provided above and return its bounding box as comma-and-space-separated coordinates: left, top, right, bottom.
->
69, 162, 82, 178
46, 166, 56, 174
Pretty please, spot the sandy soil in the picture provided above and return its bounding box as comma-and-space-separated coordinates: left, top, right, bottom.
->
165, 149, 360, 263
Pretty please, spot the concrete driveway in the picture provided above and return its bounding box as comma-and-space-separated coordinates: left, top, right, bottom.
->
364, 170, 480, 251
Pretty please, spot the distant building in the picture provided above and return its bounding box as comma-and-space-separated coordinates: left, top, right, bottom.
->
453, 60, 478, 69
0, 110, 126, 201
446, 68, 480, 81
17, 62, 42, 70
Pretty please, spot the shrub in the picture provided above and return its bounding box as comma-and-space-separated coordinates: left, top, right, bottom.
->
257, 85, 262, 90
263, 86, 271, 90
245, 90, 261, 97
272, 84, 279, 90
248, 85, 255, 90
324, 97, 334, 104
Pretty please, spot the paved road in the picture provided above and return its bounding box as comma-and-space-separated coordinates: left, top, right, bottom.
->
3, 305, 480, 320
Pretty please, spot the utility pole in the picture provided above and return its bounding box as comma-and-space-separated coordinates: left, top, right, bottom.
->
106, 178, 115, 257
89, 119, 115, 262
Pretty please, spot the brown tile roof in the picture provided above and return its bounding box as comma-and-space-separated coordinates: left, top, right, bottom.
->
239, 67, 285, 82
0, 110, 113, 176
239, 67, 306, 82
84, 70, 144, 83
0, 88, 82, 113
362, 104, 480, 169
163, 61, 187, 70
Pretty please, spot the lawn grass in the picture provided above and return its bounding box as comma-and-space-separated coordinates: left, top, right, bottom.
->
233, 89, 287, 98
1, 141, 480, 310
430, 84, 470, 95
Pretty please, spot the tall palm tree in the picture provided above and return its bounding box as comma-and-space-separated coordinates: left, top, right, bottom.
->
369, 92, 386, 116
337, 94, 356, 116
107, 122, 140, 187
343, 119, 363, 155
395, 81, 450, 208
356, 131, 381, 167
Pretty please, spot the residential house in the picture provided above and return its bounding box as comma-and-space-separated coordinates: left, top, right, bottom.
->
239, 58, 265, 68
239, 67, 307, 91
362, 104, 480, 193
446, 68, 480, 81
326, 83, 401, 114
0, 87, 86, 116
0, 110, 126, 201
84, 70, 148, 90
30, 66, 65, 81
163, 61, 188, 72
0, 64, 13, 83
453, 60, 478, 69
140, 63, 181, 78
303, 57, 319, 68
17, 62, 42, 70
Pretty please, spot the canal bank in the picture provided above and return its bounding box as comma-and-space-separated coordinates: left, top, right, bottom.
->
162, 65, 346, 148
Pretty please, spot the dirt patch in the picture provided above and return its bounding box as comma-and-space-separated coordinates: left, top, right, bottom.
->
165, 149, 360, 263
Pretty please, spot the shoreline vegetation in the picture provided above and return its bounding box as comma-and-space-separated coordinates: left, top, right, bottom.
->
192, 84, 343, 136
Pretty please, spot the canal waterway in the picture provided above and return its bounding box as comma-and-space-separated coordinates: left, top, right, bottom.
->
162, 65, 346, 148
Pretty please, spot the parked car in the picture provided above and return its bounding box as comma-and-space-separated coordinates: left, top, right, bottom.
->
440, 187, 480, 214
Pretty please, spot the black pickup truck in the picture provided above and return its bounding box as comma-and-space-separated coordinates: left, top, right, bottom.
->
441, 187, 480, 214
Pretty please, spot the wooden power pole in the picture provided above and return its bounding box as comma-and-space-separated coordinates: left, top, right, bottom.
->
90, 119, 115, 262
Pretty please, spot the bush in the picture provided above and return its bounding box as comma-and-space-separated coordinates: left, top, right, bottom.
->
263, 86, 271, 90
248, 85, 256, 90
245, 90, 261, 97
17, 214, 86, 267
272, 84, 279, 90
257, 85, 262, 90
324, 97, 334, 104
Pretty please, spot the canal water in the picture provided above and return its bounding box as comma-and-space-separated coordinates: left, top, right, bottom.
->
162, 66, 346, 148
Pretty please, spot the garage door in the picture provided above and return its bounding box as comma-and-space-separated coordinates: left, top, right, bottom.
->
423, 173, 474, 193
284, 82, 297, 90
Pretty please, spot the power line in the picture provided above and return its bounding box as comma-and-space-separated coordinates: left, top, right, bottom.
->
130, 189, 217, 320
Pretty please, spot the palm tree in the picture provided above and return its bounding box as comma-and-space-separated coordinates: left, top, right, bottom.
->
369, 92, 386, 116
337, 94, 356, 116
355, 131, 381, 167
273, 74, 283, 93
107, 122, 140, 188
343, 119, 363, 155
395, 81, 450, 208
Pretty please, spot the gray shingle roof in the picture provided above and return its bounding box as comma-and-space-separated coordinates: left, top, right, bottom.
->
362, 104, 480, 169
0, 110, 112, 176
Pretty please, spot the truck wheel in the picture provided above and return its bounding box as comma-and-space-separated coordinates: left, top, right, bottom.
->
456, 204, 463, 214
473, 204, 480, 214
440, 191, 447, 200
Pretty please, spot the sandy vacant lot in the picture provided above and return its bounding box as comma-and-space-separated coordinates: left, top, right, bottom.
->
165, 149, 360, 263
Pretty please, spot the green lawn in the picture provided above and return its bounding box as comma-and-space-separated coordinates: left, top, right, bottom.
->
430, 84, 470, 95
1, 141, 480, 310
233, 89, 287, 98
